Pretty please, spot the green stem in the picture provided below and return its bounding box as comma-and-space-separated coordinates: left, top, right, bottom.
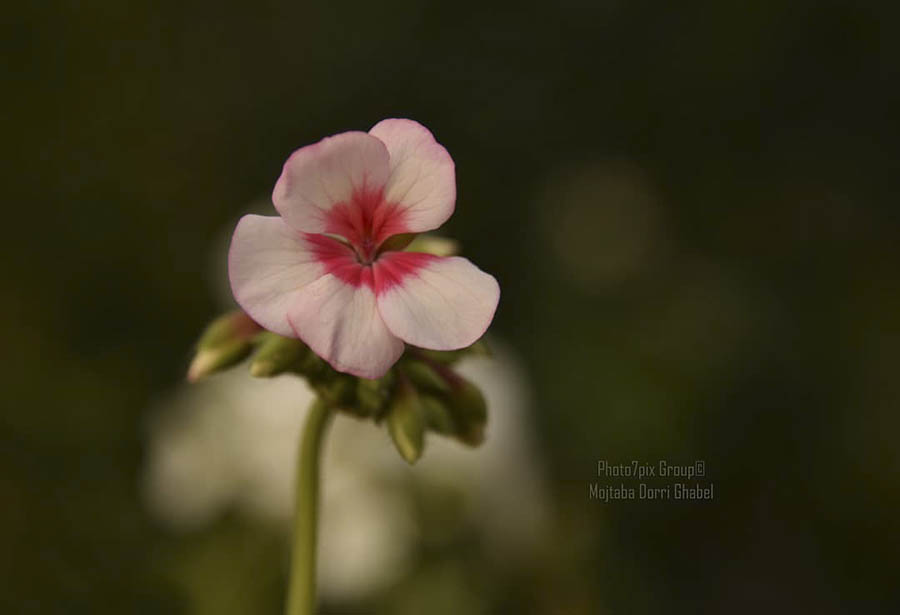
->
286, 397, 333, 615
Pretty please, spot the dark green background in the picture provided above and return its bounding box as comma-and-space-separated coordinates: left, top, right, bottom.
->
3, 1, 899, 612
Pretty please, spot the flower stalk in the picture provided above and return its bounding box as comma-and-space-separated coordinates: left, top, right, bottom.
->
286, 397, 333, 615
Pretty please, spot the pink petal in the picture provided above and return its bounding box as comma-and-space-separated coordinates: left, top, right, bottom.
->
287, 271, 404, 378
374, 252, 500, 350
272, 131, 391, 236
228, 215, 330, 336
369, 119, 456, 234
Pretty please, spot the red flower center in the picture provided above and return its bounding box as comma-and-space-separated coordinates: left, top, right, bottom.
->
323, 186, 409, 263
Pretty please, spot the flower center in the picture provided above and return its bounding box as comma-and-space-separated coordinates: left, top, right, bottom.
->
355, 237, 379, 265
322, 186, 411, 262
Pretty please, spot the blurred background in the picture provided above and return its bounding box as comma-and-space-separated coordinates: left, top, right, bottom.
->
3, 1, 899, 613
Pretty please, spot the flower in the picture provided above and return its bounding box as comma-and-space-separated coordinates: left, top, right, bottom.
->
229, 119, 500, 378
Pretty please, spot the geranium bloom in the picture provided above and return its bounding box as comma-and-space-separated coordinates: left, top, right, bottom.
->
229, 119, 500, 378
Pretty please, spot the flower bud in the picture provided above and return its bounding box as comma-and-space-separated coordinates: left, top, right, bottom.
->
294, 347, 332, 381
319, 375, 358, 412
386, 381, 425, 464
419, 394, 457, 436
187, 311, 261, 382
378, 232, 417, 253
356, 373, 394, 418
249, 332, 308, 378
402, 359, 450, 394
401, 358, 488, 446
405, 234, 459, 257
445, 377, 488, 446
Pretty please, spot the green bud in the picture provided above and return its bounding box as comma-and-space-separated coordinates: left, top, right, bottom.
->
187, 311, 261, 382
420, 394, 457, 436
402, 359, 450, 394
356, 373, 394, 417
378, 233, 417, 253
249, 333, 308, 377
446, 377, 488, 446
400, 358, 487, 445
295, 348, 331, 381
319, 375, 358, 411
386, 383, 425, 464
195, 310, 261, 350
405, 234, 460, 257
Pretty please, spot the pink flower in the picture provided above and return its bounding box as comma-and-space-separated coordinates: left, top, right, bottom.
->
228, 119, 500, 379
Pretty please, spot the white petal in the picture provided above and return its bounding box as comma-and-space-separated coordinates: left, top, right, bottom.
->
288, 273, 404, 378
369, 119, 456, 233
375, 254, 500, 350
228, 215, 327, 336
272, 131, 391, 234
